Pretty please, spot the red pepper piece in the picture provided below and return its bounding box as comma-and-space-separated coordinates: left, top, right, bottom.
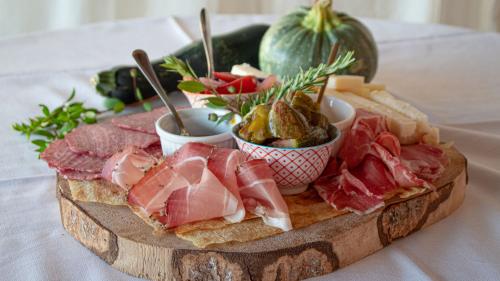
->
216, 76, 257, 94
213, 72, 239, 83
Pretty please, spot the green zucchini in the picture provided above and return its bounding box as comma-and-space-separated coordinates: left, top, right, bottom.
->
94, 24, 269, 104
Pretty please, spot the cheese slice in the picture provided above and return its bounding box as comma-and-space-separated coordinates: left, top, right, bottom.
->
364, 83, 386, 91
355, 90, 439, 145
230, 63, 269, 79
327, 90, 419, 144
327, 75, 365, 95
365, 91, 428, 122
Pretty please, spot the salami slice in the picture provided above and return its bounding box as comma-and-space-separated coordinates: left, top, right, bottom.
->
111, 108, 167, 134
65, 122, 159, 158
40, 139, 105, 173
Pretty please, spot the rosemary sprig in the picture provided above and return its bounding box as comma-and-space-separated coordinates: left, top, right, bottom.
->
161, 51, 355, 122
207, 51, 355, 117
161, 55, 208, 93
12, 89, 99, 154
161, 56, 198, 79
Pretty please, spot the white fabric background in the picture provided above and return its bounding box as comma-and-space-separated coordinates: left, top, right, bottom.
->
0, 15, 499, 281
2, 0, 499, 37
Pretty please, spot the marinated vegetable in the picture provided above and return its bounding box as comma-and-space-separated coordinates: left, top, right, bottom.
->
239, 93, 332, 148
238, 104, 273, 144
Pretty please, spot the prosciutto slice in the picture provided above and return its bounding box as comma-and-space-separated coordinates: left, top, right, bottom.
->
40, 139, 105, 173
128, 143, 292, 230
65, 122, 159, 158
350, 155, 397, 197
315, 171, 385, 215
371, 143, 430, 189
237, 159, 292, 231
111, 108, 167, 135
339, 110, 388, 168
144, 142, 163, 159
207, 148, 246, 223
101, 146, 158, 191
314, 109, 448, 215
128, 143, 243, 228
400, 144, 449, 182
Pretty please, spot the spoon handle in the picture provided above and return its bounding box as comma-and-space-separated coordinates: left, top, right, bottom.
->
200, 8, 215, 79
132, 49, 190, 136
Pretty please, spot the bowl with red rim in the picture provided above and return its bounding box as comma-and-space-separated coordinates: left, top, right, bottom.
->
231, 124, 340, 195
182, 72, 276, 108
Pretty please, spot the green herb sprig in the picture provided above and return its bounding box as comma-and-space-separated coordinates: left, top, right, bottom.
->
12, 89, 98, 153
162, 51, 355, 123
206, 51, 355, 117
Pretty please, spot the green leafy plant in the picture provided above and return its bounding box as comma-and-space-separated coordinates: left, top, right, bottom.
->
12, 89, 99, 154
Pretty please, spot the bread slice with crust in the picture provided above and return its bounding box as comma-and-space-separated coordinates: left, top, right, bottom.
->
67, 179, 127, 206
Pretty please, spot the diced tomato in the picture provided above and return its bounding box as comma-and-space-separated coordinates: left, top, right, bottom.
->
215, 76, 257, 94
213, 72, 239, 83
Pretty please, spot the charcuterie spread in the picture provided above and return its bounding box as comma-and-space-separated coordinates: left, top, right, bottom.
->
11, 1, 468, 279
40, 68, 452, 248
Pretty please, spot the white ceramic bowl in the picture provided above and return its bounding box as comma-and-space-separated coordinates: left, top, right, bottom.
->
232, 124, 340, 195
318, 95, 355, 154
155, 108, 240, 155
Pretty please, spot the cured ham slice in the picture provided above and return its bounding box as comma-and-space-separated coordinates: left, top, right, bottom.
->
144, 142, 163, 159
371, 143, 430, 189
65, 122, 159, 158
374, 132, 401, 157
340, 109, 388, 168
350, 155, 397, 197
400, 144, 448, 182
237, 159, 292, 231
207, 148, 246, 223
128, 143, 242, 228
314, 109, 448, 215
315, 157, 391, 215
315, 171, 385, 215
128, 142, 292, 230
159, 167, 239, 228
40, 139, 105, 173
101, 146, 158, 191
111, 108, 167, 135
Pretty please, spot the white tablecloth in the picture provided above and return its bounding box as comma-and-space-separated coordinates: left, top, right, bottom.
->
1, 15, 499, 281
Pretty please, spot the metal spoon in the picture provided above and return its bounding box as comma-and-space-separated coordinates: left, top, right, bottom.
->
200, 8, 215, 78
132, 49, 190, 136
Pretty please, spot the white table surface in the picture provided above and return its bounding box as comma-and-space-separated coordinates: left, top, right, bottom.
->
1, 15, 499, 281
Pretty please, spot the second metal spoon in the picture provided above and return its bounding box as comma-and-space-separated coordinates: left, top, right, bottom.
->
132, 49, 190, 136
200, 8, 215, 79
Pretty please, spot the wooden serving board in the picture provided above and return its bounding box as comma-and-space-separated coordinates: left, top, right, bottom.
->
56, 147, 467, 281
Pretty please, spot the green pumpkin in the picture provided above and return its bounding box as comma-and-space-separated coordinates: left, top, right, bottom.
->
259, 0, 378, 82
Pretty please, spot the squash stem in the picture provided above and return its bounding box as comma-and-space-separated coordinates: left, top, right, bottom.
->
302, 0, 339, 32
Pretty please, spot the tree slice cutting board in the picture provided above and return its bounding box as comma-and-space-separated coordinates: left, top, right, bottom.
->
56, 146, 467, 281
